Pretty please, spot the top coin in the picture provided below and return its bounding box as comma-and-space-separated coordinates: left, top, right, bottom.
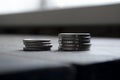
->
23, 39, 51, 43
59, 33, 90, 36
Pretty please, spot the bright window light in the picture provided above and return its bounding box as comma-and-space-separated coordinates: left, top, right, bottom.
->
0, 0, 120, 15
0, 0, 40, 15
54, 0, 120, 8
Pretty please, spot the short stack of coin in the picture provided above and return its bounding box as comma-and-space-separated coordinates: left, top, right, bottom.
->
23, 39, 52, 51
58, 33, 91, 51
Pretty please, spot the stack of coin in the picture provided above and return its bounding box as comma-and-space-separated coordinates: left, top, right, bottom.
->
58, 33, 91, 51
23, 39, 52, 51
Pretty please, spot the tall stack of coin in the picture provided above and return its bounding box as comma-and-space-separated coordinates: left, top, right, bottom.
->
58, 33, 91, 51
23, 39, 52, 51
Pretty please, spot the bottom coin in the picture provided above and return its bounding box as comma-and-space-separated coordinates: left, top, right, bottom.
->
58, 47, 90, 51
23, 47, 51, 51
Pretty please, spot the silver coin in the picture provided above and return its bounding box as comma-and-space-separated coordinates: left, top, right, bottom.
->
59, 39, 90, 43
23, 47, 51, 51
59, 47, 90, 51
24, 43, 50, 46
59, 46, 90, 51
59, 37, 91, 41
59, 41, 90, 44
59, 43, 91, 46
59, 35, 90, 39
59, 39, 90, 42
58, 33, 91, 51
59, 43, 91, 48
59, 35, 91, 38
23, 39, 50, 43
25, 45, 52, 48
59, 33, 90, 36
24, 42, 51, 46
59, 36, 91, 40
59, 45, 91, 49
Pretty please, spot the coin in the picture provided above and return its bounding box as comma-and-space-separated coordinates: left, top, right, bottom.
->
23, 39, 52, 51
23, 47, 51, 51
58, 33, 91, 51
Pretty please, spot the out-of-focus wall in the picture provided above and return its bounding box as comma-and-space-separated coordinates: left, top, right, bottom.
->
0, 4, 120, 26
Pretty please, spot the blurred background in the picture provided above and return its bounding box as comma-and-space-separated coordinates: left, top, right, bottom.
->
0, 0, 120, 37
